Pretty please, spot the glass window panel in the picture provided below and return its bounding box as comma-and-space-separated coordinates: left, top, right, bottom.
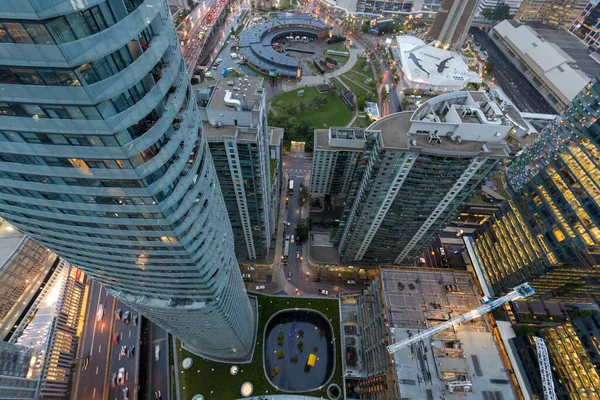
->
12, 68, 44, 85
3, 23, 33, 44
64, 106, 85, 120
100, 136, 118, 146
97, 101, 117, 118
0, 67, 19, 84
37, 69, 62, 85
49, 135, 68, 145
77, 63, 100, 85
118, 45, 133, 65
98, 3, 116, 26
22, 104, 47, 118
42, 105, 70, 119
56, 70, 80, 86
80, 106, 102, 120
47, 17, 76, 44
22, 23, 54, 44
65, 12, 93, 39
0, 23, 15, 43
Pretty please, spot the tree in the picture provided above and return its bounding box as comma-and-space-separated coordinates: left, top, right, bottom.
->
299, 329, 304, 337
277, 350, 285, 359
287, 104, 298, 115
297, 340, 304, 351
361, 23, 370, 33
295, 223, 309, 242
271, 367, 280, 377
291, 355, 298, 363
300, 186, 310, 204
298, 101, 306, 113
481, 3, 513, 21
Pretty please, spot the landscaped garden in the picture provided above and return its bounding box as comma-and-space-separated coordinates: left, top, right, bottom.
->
176, 294, 343, 400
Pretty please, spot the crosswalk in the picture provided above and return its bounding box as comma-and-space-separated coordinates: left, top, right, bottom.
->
286, 169, 309, 172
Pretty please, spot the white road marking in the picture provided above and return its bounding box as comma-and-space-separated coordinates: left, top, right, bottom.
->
92, 388, 96, 398
98, 344, 102, 353
129, 331, 131, 338
96, 366, 99, 375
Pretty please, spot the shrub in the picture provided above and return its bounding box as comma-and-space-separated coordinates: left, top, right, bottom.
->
298, 340, 304, 351
291, 356, 298, 363
271, 367, 280, 377
277, 350, 285, 359
298, 329, 304, 337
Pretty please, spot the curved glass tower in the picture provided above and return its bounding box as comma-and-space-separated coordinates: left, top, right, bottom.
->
0, 0, 255, 361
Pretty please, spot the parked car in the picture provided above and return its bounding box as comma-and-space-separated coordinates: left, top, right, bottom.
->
122, 387, 129, 400
248, 267, 255, 271
242, 273, 251, 279
113, 333, 119, 345
110, 373, 117, 387
123, 311, 130, 324
115, 309, 122, 320
348, 280, 356, 284
255, 285, 266, 290
318, 289, 328, 295
155, 345, 160, 361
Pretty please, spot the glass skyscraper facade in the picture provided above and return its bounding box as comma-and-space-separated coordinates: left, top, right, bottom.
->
0, 0, 255, 361
472, 79, 600, 303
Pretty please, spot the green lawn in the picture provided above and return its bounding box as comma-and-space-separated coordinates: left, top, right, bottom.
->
177, 294, 344, 400
338, 75, 368, 97
271, 87, 352, 128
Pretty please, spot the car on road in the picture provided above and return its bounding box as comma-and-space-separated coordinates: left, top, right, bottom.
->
115, 309, 122, 320
110, 373, 117, 387
117, 367, 126, 385
130, 345, 135, 358
155, 390, 162, 400
242, 273, 251, 279
82, 356, 89, 371
296, 251, 300, 259
256, 285, 265, 290
287, 272, 292, 281
96, 303, 104, 321
348, 280, 356, 284
318, 289, 328, 295
283, 220, 291, 226
296, 236, 301, 243
248, 267, 255, 271
285, 235, 290, 241
155, 345, 160, 361
133, 315, 138, 326
290, 236, 294, 244
123, 311, 131, 324
363, 281, 370, 285
312, 277, 320, 282
113, 333, 119, 345
120, 345, 127, 357
122, 387, 129, 400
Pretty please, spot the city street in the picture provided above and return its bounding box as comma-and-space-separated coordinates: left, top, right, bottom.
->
107, 302, 140, 400
470, 28, 555, 114
72, 280, 115, 400
149, 323, 169, 400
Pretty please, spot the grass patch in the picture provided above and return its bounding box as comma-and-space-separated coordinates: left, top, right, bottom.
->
271, 87, 352, 128
338, 75, 368, 97
270, 159, 277, 185
325, 41, 348, 53
177, 294, 343, 400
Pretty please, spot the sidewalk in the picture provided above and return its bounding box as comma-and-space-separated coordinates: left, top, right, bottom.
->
237, 395, 330, 400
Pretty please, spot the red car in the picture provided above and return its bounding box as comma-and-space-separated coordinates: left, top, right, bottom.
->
113, 333, 119, 345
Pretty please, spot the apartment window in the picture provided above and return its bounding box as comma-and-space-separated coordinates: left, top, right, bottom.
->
3, 22, 33, 44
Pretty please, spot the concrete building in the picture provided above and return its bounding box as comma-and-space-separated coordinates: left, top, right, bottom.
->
395, 36, 480, 92
352, 0, 443, 15
428, 0, 480, 49
510, 313, 600, 399
478, 0, 524, 15
269, 127, 284, 235
0, 0, 255, 361
570, 0, 600, 49
330, 91, 511, 265
468, 79, 600, 303
490, 20, 590, 112
194, 78, 273, 260
515, 0, 590, 28
354, 268, 514, 400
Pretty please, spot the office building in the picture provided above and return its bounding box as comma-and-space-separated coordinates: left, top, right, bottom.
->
194, 78, 273, 260
0, 342, 37, 399
355, 268, 513, 400
515, 0, 590, 28
355, 0, 443, 14
468, 79, 600, 303
428, 0, 480, 49
331, 91, 511, 265
570, 1, 600, 49
510, 313, 600, 399
489, 20, 590, 112
269, 127, 284, 234
0, 0, 255, 361
0, 220, 58, 341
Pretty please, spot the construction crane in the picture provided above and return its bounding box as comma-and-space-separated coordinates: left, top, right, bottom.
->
387, 282, 535, 354
534, 336, 557, 400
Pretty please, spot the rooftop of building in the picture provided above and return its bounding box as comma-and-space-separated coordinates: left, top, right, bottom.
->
204, 77, 265, 111
396, 36, 480, 89
380, 268, 513, 399
0, 220, 24, 268
269, 126, 284, 146
202, 122, 258, 142
493, 20, 591, 102
314, 128, 367, 151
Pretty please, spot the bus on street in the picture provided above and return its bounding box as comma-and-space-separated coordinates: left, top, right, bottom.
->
288, 180, 294, 195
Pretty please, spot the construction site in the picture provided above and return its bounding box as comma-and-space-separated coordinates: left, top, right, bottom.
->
348, 268, 517, 400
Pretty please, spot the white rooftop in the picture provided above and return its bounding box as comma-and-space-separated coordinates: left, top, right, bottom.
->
396, 36, 480, 90
493, 20, 590, 103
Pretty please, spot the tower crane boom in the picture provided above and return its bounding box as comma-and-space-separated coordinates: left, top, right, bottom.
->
386, 282, 535, 354
534, 336, 557, 400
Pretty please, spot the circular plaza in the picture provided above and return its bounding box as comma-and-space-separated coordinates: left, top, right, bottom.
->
239, 14, 329, 79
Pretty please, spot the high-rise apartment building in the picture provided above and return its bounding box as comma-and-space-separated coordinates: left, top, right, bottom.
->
330, 91, 511, 265
428, 0, 480, 49
194, 78, 273, 260
515, 0, 590, 28
570, 1, 600, 49
0, 0, 255, 361
469, 79, 600, 303
0, 342, 37, 399
478, 0, 524, 15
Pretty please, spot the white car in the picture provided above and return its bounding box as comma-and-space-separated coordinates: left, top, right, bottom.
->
155, 345, 160, 361
318, 289, 328, 295
256, 285, 266, 290
117, 367, 126, 385
283, 221, 291, 226
248, 267, 255, 271
347, 280, 356, 284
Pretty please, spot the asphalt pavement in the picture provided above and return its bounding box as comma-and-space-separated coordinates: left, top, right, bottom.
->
470, 28, 555, 114
149, 323, 169, 400
107, 302, 141, 400
72, 280, 115, 400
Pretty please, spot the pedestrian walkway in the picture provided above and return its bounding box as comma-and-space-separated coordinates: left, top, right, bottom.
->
236, 394, 329, 400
